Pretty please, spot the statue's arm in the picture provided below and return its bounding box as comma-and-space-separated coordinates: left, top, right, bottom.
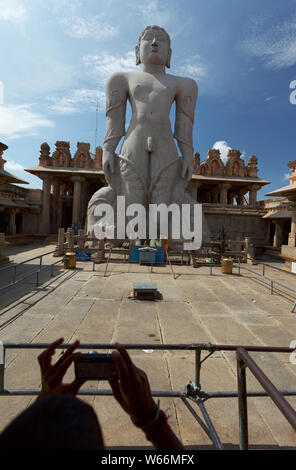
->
174, 78, 198, 179
103, 73, 128, 180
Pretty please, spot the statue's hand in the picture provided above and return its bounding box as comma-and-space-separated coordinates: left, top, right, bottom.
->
103, 149, 115, 182
181, 158, 193, 181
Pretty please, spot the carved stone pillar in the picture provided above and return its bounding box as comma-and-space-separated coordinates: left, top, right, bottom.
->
228, 191, 236, 205
72, 176, 84, 225
288, 212, 296, 247
273, 223, 282, 248
237, 189, 246, 206
249, 185, 260, 206
188, 181, 201, 200
9, 208, 16, 235
219, 183, 231, 205
52, 179, 60, 232
41, 174, 51, 234
212, 186, 219, 203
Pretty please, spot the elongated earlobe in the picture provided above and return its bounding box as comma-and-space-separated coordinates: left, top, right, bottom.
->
166, 48, 172, 68
136, 45, 141, 66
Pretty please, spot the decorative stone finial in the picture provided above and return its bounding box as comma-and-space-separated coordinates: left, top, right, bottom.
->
227, 149, 241, 159
248, 154, 257, 165
207, 149, 221, 160
288, 160, 296, 171
0, 142, 8, 169
40, 142, 50, 157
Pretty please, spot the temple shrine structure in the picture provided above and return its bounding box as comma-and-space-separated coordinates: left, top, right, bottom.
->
23, 141, 270, 246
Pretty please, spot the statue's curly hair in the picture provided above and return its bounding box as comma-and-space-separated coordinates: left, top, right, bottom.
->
135, 25, 172, 68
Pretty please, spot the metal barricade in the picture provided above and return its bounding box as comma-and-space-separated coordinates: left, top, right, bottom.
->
236, 347, 296, 450
0, 341, 295, 450
0, 251, 63, 291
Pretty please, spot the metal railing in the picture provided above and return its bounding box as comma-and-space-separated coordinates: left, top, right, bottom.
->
0, 250, 63, 291
0, 341, 295, 449
233, 261, 296, 311
237, 347, 296, 450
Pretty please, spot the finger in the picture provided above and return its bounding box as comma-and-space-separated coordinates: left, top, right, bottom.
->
38, 338, 64, 370
53, 352, 81, 382
112, 350, 129, 386
109, 379, 124, 405
52, 340, 80, 372
114, 343, 136, 369
65, 378, 86, 395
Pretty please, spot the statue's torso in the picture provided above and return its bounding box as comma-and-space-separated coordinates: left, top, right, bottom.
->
126, 71, 178, 139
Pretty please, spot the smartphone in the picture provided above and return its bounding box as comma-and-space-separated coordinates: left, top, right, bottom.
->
75, 352, 118, 381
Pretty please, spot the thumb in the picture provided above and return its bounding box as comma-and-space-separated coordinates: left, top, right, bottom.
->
109, 379, 124, 406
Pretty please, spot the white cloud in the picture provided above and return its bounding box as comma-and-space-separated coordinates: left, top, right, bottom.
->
84, 50, 207, 84
133, 0, 173, 29
283, 173, 291, 181
0, 3, 27, 23
212, 141, 246, 162
52, 0, 82, 12
49, 88, 105, 115
175, 55, 207, 80
243, 17, 296, 69
212, 141, 232, 163
5, 159, 24, 171
0, 104, 55, 139
265, 97, 273, 102
60, 15, 117, 40
83, 51, 138, 83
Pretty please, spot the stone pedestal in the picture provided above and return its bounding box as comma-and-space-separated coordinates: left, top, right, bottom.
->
53, 228, 65, 257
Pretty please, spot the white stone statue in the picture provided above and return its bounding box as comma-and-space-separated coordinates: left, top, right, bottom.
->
87, 25, 198, 244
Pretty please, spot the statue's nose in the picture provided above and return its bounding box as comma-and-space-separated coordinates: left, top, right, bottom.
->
151, 37, 158, 46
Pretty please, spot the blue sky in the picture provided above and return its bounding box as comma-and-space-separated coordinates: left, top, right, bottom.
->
0, 0, 296, 199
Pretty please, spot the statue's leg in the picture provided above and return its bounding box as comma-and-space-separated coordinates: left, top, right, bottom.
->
118, 143, 149, 208
148, 150, 180, 240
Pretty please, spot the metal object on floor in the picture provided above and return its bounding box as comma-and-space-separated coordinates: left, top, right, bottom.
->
221, 257, 233, 274
132, 282, 161, 300
63, 251, 76, 269
138, 247, 157, 265
0, 341, 296, 450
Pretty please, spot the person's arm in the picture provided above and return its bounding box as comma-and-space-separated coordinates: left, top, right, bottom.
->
174, 77, 198, 181
103, 72, 128, 182
36, 337, 85, 400
109, 344, 184, 450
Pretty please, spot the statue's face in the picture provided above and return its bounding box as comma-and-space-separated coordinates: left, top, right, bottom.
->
139, 28, 170, 66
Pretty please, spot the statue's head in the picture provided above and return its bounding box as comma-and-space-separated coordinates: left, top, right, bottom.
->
136, 25, 172, 68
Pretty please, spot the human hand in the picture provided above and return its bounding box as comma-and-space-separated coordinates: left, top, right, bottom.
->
37, 338, 85, 399
181, 158, 193, 181
103, 149, 115, 182
109, 344, 157, 428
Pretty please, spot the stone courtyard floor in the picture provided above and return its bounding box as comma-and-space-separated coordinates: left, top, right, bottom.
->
0, 247, 296, 449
